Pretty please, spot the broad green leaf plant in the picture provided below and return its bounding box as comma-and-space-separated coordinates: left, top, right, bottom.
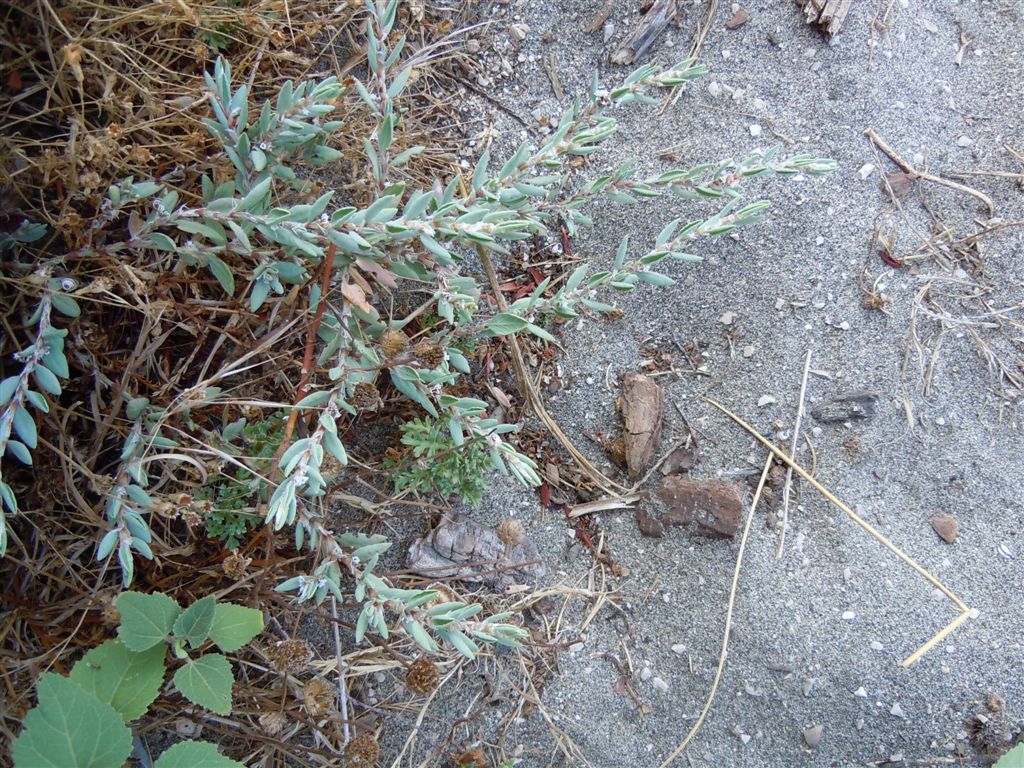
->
0, 0, 834, 659
11, 591, 262, 768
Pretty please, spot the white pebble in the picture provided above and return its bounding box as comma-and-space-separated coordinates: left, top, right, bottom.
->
842, 610, 856, 620
708, 81, 723, 98
652, 676, 669, 693
854, 687, 868, 698
956, 135, 973, 147
870, 640, 884, 651
891, 702, 906, 718
719, 310, 737, 325
671, 644, 687, 655
858, 163, 875, 180
743, 345, 756, 358
640, 666, 652, 681
757, 395, 776, 407
749, 124, 762, 138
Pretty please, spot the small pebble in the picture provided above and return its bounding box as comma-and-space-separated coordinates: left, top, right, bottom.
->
856, 718, 865, 730
652, 676, 669, 693
858, 163, 875, 180
508, 23, 529, 40
956, 135, 973, 147
720, 310, 737, 325
740, 733, 751, 745
871, 640, 884, 651
842, 610, 856, 620
931, 515, 958, 544
854, 687, 868, 698
743, 345, 756, 358
708, 81, 723, 97
803, 724, 824, 748
815, 235, 825, 245
749, 124, 762, 137
671, 644, 687, 655
891, 702, 906, 718
640, 667, 653, 682
758, 395, 776, 407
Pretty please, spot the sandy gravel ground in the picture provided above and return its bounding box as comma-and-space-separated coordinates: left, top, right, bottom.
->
368, 2, 1024, 766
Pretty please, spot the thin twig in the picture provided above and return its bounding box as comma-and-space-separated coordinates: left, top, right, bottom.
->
864, 127, 996, 216
702, 396, 972, 667
777, 349, 812, 559
330, 596, 351, 745
475, 244, 629, 497
658, 452, 773, 768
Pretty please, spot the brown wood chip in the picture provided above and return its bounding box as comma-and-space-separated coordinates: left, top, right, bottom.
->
620, 372, 664, 477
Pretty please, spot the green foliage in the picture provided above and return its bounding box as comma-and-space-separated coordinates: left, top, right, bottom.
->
12, 591, 261, 766
12, 674, 134, 768
196, 413, 284, 547
995, 744, 1024, 768
153, 741, 247, 767
0, 0, 834, 662
0, 220, 78, 557
391, 416, 492, 504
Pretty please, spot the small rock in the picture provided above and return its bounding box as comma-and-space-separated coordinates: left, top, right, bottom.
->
854, 687, 868, 698
856, 718, 865, 730
931, 515, 958, 544
720, 310, 737, 325
640, 666, 653, 682
871, 640, 884, 651
635, 507, 665, 538
652, 676, 669, 693
920, 17, 938, 33
749, 124, 762, 138
508, 23, 529, 40
811, 391, 879, 424
802, 678, 816, 697
757, 395, 776, 407
739, 733, 751, 745
858, 163, 875, 180
603, 21, 615, 43
465, 38, 481, 53
671, 644, 687, 655
804, 724, 824, 748
890, 702, 906, 718
658, 477, 744, 538
956, 135, 973, 147
743, 345, 756, 358
842, 610, 856, 620
725, 9, 749, 29
708, 80, 723, 98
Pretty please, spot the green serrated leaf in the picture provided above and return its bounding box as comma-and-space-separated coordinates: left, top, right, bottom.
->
153, 741, 246, 768
117, 592, 181, 651
11, 674, 133, 768
208, 603, 263, 653
69, 640, 166, 722
173, 653, 233, 714
173, 595, 216, 649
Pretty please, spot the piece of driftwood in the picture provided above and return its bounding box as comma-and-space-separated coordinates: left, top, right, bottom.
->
796, 0, 853, 37
657, 477, 743, 538
406, 515, 545, 588
620, 372, 664, 477
611, 0, 678, 65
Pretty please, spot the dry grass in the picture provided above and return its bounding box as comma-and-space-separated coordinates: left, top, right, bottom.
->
0, 1, 535, 764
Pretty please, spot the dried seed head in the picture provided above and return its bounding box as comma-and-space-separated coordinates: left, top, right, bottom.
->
380, 329, 409, 358
271, 638, 313, 672
221, 550, 252, 580
405, 658, 440, 696
496, 519, 525, 548
454, 746, 486, 767
302, 677, 335, 716
345, 733, 380, 766
352, 381, 379, 410
258, 710, 288, 736
413, 341, 444, 369
986, 692, 1005, 713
